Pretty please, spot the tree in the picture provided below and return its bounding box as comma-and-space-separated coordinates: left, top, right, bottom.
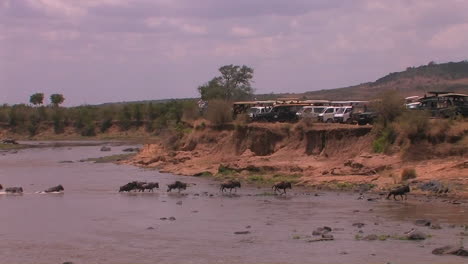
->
29, 93, 44, 106
50, 94, 65, 107
198, 64, 254, 101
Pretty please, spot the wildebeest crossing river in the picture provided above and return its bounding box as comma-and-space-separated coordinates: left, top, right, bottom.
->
0, 142, 467, 264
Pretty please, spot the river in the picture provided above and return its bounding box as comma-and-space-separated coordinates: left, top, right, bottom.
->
0, 142, 467, 264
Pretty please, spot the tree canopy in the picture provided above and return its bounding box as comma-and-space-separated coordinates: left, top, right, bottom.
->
29, 93, 44, 106
198, 64, 254, 101
50, 94, 65, 107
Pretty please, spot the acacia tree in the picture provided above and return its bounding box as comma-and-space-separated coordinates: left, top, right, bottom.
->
29, 93, 44, 106
50, 94, 65, 107
198, 64, 254, 101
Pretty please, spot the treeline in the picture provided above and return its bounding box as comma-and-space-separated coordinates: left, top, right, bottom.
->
0, 100, 199, 137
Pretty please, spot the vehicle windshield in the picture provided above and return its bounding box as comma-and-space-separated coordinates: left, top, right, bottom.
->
249, 108, 261, 114
336, 108, 345, 114
314, 108, 325, 113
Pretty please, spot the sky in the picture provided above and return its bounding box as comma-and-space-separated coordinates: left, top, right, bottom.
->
1, 0, 468, 106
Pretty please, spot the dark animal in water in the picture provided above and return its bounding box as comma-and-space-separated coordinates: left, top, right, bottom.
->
2, 139, 18, 144
387, 185, 410, 200
44, 185, 64, 193
134, 181, 147, 192
167, 181, 187, 192
272, 181, 292, 194
220, 180, 241, 193
118, 181, 147, 192
5, 187, 23, 193
140, 182, 159, 192
119, 182, 137, 192
0, 184, 3, 190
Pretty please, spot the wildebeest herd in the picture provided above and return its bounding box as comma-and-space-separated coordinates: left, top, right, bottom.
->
1, 180, 413, 200
0, 184, 64, 194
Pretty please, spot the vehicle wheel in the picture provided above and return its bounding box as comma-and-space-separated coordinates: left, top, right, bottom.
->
345, 118, 353, 124
326, 119, 333, 123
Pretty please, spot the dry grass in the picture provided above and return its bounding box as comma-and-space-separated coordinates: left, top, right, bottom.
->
401, 168, 417, 181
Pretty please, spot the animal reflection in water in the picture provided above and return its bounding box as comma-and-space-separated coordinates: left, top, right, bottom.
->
272, 181, 292, 195
387, 185, 410, 200
220, 180, 241, 193
167, 181, 187, 193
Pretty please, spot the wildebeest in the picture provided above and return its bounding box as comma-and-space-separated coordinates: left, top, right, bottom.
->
140, 182, 159, 192
44, 185, 64, 193
119, 182, 136, 192
0, 184, 3, 190
167, 181, 187, 192
220, 180, 241, 193
5, 187, 23, 193
272, 181, 292, 194
119, 181, 147, 192
387, 185, 410, 200
2, 139, 18, 144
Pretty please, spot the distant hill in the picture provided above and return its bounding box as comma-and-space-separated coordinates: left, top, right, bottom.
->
256, 61, 468, 101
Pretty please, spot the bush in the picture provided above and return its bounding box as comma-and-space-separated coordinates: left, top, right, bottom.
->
205, 100, 232, 126
397, 110, 429, 143
52, 110, 65, 134
27, 114, 41, 136
81, 123, 96, 136
100, 117, 113, 133
401, 168, 417, 181
373, 90, 405, 126
373, 125, 397, 153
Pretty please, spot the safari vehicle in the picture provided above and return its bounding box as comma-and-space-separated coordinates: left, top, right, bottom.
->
248, 106, 269, 119
333, 106, 353, 123
418, 92, 468, 117
253, 104, 306, 122
318, 107, 341, 123
355, 111, 378, 125
296, 106, 326, 120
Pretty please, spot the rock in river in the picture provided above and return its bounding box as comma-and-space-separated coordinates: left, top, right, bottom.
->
407, 230, 427, 240
432, 245, 468, 257
100, 146, 111, 151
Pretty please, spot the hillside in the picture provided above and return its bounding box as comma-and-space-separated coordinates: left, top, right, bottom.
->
257, 61, 468, 100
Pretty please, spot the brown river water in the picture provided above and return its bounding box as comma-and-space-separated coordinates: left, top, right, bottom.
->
0, 142, 467, 264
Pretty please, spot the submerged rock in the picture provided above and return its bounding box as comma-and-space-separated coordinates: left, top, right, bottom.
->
312, 226, 332, 236
234, 231, 251, 235
363, 234, 378, 241
100, 146, 111, 151
432, 245, 468, 257
414, 219, 431, 227
407, 231, 427, 240
352, 223, 365, 228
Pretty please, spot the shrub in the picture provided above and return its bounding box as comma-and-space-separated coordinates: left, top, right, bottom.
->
205, 100, 232, 126
52, 110, 65, 134
373, 90, 405, 126
401, 168, 417, 181
27, 114, 41, 136
100, 117, 113, 133
397, 110, 429, 143
373, 125, 397, 153
181, 101, 200, 122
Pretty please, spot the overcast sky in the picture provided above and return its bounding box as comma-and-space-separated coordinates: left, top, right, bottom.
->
1, 0, 467, 105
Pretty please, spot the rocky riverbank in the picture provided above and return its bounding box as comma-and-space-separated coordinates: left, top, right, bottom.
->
125, 122, 468, 198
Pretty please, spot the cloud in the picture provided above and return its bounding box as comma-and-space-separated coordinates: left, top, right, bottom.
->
23, 0, 129, 17
429, 23, 468, 49
230, 26, 256, 37
145, 16, 207, 35
2, 0, 468, 105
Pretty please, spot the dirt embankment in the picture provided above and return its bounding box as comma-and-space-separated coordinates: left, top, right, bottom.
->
126, 121, 468, 196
